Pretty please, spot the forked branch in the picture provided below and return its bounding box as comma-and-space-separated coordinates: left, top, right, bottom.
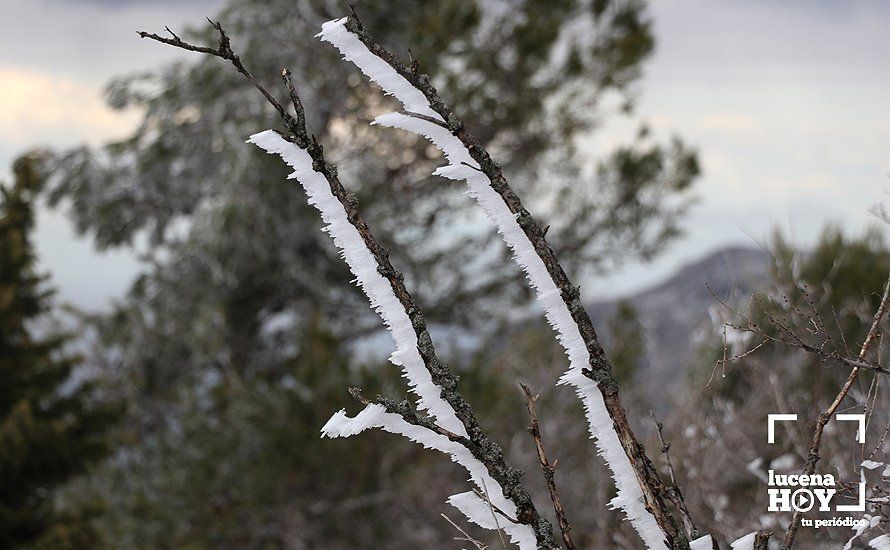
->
781, 272, 890, 549
332, 13, 686, 547
139, 21, 300, 136
707, 283, 890, 376
139, 20, 559, 549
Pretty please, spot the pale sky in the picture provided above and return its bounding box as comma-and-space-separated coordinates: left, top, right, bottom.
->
2, 0, 888, 309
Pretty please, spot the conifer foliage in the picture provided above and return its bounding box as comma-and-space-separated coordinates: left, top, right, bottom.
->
0, 155, 117, 548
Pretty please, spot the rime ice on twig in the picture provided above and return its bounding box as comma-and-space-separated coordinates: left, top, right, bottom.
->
317, 18, 442, 121
246, 130, 464, 435
321, 404, 535, 548
319, 15, 674, 548
140, 19, 558, 547
247, 130, 539, 548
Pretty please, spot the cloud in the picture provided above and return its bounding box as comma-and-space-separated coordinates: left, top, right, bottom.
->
697, 113, 764, 136
0, 66, 139, 160
1, 0, 226, 86
0, 66, 144, 309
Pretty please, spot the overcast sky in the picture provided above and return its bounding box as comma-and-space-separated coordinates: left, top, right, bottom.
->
2, 0, 888, 309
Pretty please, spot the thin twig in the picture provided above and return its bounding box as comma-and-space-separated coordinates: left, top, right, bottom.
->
471, 487, 519, 526
782, 272, 890, 549
521, 383, 576, 550
138, 21, 299, 135
280, 68, 306, 131
441, 513, 488, 550
862, 370, 880, 459
832, 305, 851, 354
400, 109, 450, 129
716, 338, 768, 366
477, 481, 509, 550
867, 413, 890, 461
706, 283, 890, 376
650, 412, 697, 541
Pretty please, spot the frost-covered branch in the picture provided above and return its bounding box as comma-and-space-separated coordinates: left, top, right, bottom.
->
346, 387, 468, 444
318, 14, 686, 548
139, 21, 558, 549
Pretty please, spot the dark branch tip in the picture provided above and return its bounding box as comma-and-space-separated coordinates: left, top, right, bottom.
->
348, 3, 362, 26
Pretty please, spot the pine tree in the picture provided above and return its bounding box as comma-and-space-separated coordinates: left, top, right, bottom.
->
0, 154, 117, 548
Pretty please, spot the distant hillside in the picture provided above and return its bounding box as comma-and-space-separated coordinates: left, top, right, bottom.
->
587, 247, 771, 412
364, 246, 772, 411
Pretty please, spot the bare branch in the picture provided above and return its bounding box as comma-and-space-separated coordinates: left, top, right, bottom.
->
650, 412, 697, 541
868, 415, 890, 461
782, 272, 890, 549
521, 384, 576, 550
716, 338, 769, 367
138, 21, 300, 135
280, 68, 306, 131
441, 513, 488, 550
707, 283, 890, 376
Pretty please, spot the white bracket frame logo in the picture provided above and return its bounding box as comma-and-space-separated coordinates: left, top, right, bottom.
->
767, 413, 866, 512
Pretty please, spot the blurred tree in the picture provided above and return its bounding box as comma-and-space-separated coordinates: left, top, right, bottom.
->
90, 314, 466, 548
769, 225, 890, 338
606, 300, 646, 384
46, 0, 698, 389
670, 226, 890, 546
0, 155, 118, 548
695, 226, 890, 402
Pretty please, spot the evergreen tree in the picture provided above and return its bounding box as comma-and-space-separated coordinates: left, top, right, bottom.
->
0, 155, 117, 548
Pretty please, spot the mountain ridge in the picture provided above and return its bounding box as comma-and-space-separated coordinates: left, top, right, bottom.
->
587, 246, 771, 411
